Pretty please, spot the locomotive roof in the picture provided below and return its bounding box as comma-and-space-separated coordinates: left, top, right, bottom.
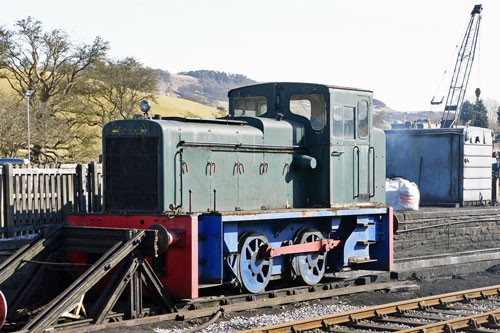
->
228, 82, 373, 95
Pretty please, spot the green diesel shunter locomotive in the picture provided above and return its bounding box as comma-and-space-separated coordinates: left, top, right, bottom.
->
104, 82, 386, 212
71, 82, 392, 297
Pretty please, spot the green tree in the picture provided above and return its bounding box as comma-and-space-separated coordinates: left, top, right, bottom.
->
472, 99, 489, 128
460, 100, 475, 125
459, 99, 489, 128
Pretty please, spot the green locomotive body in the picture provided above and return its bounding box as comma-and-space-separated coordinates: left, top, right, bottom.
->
103, 82, 386, 213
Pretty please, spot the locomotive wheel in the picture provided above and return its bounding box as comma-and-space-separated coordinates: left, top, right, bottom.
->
0, 290, 6, 329
294, 228, 326, 285
238, 231, 273, 293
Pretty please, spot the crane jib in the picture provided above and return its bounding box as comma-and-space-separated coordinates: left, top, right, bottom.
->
439, 4, 482, 128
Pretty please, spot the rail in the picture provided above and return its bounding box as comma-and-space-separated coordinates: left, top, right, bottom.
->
243, 285, 500, 332
55, 279, 407, 332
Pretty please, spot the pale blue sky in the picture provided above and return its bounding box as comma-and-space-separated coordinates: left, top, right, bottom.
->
2, 0, 499, 111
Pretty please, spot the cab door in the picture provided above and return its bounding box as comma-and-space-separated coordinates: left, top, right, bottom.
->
355, 99, 371, 202
330, 105, 355, 204
330, 100, 372, 205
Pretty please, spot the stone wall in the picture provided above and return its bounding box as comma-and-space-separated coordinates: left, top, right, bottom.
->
394, 207, 500, 259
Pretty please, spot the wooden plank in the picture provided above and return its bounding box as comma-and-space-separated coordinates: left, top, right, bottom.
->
40, 171, 46, 225
67, 173, 74, 213
27, 171, 33, 229
50, 172, 56, 224
76, 164, 85, 212
89, 162, 97, 212
12, 167, 76, 175
55, 174, 61, 223
21, 172, 27, 229
88, 161, 102, 212
4, 164, 16, 237
33, 171, 40, 227
14, 168, 22, 232
44, 170, 51, 224
62, 174, 68, 221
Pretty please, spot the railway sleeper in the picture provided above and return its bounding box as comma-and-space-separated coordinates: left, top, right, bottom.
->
0, 225, 177, 332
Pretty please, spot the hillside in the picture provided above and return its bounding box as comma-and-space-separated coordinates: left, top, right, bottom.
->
157, 70, 256, 107
151, 95, 225, 118
0, 77, 222, 119
156, 69, 442, 128
373, 109, 441, 129
371, 99, 441, 129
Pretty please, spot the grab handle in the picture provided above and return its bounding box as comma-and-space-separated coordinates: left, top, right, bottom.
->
353, 146, 360, 198
369, 147, 375, 197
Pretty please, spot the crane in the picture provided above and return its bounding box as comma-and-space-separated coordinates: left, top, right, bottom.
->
437, 4, 482, 128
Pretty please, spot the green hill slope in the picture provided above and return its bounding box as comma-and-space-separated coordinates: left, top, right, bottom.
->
0, 78, 222, 119
151, 95, 224, 118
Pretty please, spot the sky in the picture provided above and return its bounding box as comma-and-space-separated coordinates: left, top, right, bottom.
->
1, 0, 499, 112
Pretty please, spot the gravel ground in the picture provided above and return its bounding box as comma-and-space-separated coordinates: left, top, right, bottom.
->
99, 264, 500, 333
154, 302, 358, 333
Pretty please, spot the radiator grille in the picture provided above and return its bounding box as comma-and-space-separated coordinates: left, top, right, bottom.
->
104, 136, 159, 212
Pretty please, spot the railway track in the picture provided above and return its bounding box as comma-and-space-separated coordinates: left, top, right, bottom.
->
3, 247, 500, 332
4, 246, 500, 331
0, 276, 410, 332
243, 285, 500, 332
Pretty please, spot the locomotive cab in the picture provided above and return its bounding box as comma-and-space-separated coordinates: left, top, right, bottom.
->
228, 82, 386, 208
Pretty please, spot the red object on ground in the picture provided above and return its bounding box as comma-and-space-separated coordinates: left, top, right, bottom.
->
0, 290, 6, 329
67, 214, 198, 299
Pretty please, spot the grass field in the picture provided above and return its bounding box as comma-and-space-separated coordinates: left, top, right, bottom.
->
151, 95, 223, 118
0, 77, 222, 119
0, 78, 13, 92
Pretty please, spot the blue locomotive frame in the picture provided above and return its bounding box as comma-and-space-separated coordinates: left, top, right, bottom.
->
198, 207, 393, 292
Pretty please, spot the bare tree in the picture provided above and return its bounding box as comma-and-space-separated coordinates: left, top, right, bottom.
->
0, 94, 26, 157
77, 57, 158, 127
0, 17, 108, 162
0, 17, 108, 103
484, 98, 500, 131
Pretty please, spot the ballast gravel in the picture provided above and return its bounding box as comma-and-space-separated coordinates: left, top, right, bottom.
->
154, 301, 359, 333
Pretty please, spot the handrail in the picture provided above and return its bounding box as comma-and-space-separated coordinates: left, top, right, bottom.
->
369, 146, 375, 197
353, 146, 360, 198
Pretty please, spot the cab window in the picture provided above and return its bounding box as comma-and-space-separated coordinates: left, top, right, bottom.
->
357, 100, 369, 138
289, 94, 326, 131
332, 106, 343, 137
234, 97, 267, 117
343, 107, 354, 138
331, 105, 355, 139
